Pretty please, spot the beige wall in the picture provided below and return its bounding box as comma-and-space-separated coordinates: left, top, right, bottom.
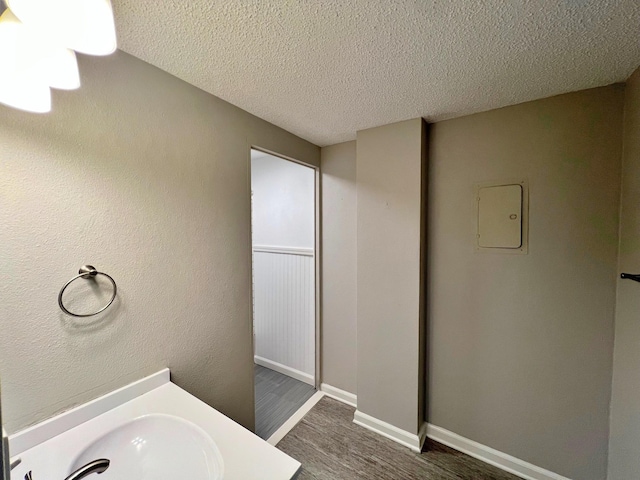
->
608, 66, 640, 480
320, 141, 358, 394
427, 85, 624, 480
357, 119, 426, 434
0, 51, 319, 433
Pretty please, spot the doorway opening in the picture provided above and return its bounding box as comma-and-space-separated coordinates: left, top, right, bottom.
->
250, 148, 318, 440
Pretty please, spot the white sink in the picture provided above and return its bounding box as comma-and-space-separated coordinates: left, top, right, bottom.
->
70, 414, 224, 480
9, 371, 300, 480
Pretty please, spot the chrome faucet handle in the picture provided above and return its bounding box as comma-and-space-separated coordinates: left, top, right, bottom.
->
63, 459, 110, 480
18, 458, 110, 480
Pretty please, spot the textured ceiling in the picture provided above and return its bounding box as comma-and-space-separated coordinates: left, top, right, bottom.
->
113, 1, 640, 146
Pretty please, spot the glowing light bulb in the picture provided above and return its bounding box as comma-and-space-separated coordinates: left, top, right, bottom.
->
6, 0, 117, 56
0, 9, 52, 112
0, 77, 51, 113
43, 47, 80, 90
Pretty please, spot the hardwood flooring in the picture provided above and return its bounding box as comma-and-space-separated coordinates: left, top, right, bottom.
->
277, 396, 522, 480
254, 364, 316, 440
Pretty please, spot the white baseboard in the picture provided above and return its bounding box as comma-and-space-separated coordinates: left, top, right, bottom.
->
353, 410, 426, 453
426, 424, 571, 480
267, 391, 325, 446
320, 383, 357, 408
254, 356, 315, 386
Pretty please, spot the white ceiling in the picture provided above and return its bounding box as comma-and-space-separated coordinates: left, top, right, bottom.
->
113, 1, 640, 147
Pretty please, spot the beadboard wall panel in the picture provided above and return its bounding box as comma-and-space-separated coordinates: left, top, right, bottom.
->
253, 247, 315, 382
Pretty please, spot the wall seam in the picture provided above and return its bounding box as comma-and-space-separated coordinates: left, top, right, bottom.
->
606, 80, 631, 480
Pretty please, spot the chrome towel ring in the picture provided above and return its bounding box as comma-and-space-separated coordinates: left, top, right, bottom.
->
58, 265, 117, 317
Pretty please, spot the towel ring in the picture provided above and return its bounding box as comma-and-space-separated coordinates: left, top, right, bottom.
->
58, 265, 117, 317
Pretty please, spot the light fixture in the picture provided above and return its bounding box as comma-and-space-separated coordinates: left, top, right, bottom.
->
42, 47, 80, 90
6, 0, 117, 56
0, 77, 51, 113
0, 0, 116, 113
0, 8, 52, 112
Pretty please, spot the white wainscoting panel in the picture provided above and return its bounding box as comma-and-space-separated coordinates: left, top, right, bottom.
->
253, 246, 315, 381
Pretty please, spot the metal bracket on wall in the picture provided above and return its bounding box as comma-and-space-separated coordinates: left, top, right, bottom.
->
620, 273, 640, 283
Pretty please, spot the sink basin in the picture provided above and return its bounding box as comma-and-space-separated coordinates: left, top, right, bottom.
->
69, 414, 224, 480
9, 373, 300, 479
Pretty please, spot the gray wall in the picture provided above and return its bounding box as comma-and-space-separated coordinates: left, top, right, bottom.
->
357, 119, 426, 434
0, 51, 319, 433
427, 85, 624, 480
320, 141, 358, 394
608, 66, 640, 480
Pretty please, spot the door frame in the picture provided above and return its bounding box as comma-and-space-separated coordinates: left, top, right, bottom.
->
249, 146, 321, 390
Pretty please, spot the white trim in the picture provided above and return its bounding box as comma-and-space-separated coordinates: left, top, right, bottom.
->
418, 421, 428, 449
9, 369, 170, 456
320, 384, 357, 408
254, 356, 315, 386
426, 424, 572, 480
353, 410, 426, 453
314, 167, 321, 391
267, 391, 324, 446
252, 245, 314, 257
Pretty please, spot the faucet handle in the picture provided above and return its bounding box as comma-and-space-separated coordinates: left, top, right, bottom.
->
19, 458, 109, 480
63, 459, 110, 480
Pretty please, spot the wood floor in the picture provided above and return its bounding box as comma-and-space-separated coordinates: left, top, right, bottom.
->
277, 396, 522, 480
254, 364, 316, 440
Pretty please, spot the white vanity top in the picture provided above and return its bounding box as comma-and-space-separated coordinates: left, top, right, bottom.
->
8, 370, 300, 480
